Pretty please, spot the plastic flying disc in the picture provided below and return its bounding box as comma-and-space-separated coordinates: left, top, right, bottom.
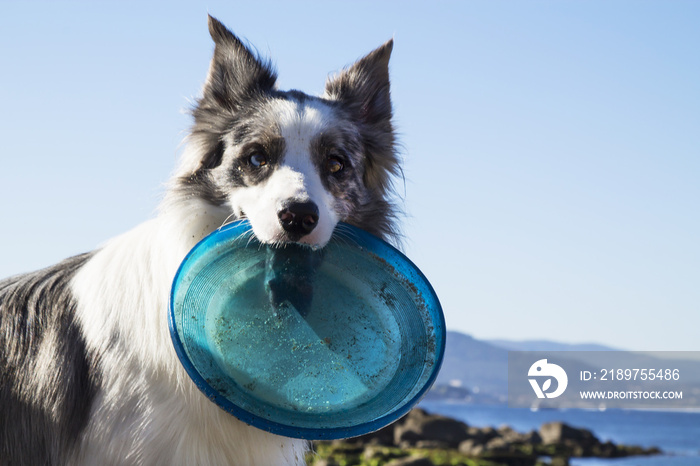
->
169, 221, 445, 440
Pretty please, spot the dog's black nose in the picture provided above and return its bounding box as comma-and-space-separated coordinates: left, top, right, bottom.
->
278, 201, 319, 236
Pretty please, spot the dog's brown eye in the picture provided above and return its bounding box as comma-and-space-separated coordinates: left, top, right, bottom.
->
327, 157, 344, 174
249, 153, 268, 168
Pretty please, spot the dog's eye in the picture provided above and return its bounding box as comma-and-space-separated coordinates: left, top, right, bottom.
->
326, 157, 344, 174
249, 153, 268, 168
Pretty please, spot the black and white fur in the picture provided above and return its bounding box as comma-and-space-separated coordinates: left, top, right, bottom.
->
0, 16, 400, 465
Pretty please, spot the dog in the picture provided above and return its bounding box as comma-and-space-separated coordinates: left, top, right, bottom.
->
0, 15, 401, 466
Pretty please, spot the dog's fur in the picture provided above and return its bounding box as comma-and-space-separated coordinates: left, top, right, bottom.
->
0, 16, 401, 466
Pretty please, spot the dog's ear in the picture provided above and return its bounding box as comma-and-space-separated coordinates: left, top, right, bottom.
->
192, 16, 277, 172
203, 15, 277, 110
324, 39, 394, 133
325, 40, 397, 191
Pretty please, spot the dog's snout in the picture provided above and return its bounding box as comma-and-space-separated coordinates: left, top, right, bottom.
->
278, 201, 319, 236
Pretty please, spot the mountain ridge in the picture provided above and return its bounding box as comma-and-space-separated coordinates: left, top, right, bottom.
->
434, 331, 700, 403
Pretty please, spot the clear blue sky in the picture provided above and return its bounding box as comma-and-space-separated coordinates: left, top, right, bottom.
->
1, 1, 698, 351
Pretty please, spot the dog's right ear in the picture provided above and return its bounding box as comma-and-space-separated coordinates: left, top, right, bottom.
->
191, 16, 278, 172
203, 15, 277, 110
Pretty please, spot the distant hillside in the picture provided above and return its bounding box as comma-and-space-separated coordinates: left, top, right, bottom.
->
487, 339, 621, 352
432, 331, 700, 403
434, 331, 509, 402
485, 337, 700, 383
433, 333, 617, 403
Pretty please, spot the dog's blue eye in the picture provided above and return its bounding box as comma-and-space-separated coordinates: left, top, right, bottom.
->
249, 153, 268, 168
327, 157, 344, 174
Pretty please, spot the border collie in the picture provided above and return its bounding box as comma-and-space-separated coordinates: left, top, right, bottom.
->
0, 15, 401, 466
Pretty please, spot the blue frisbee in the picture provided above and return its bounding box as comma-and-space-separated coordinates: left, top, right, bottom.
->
169, 221, 445, 440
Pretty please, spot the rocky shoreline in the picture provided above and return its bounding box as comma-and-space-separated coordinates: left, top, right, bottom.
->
306, 408, 660, 466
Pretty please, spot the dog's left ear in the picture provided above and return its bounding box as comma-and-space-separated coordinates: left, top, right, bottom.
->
325, 40, 397, 191
324, 40, 394, 131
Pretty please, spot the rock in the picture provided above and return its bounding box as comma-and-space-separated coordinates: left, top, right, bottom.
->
346, 410, 414, 446
497, 425, 517, 436
522, 430, 542, 445
458, 439, 484, 456
363, 446, 407, 462
347, 408, 428, 446
314, 461, 339, 466
346, 424, 396, 445
467, 426, 498, 443
539, 421, 600, 449
592, 440, 619, 458
614, 444, 662, 457
325, 441, 364, 455
414, 440, 450, 449
497, 425, 541, 444
386, 456, 434, 466
393, 409, 469, 448
313, 412, 660, 465
550, 457, 570, 466
484, 436, 513, 453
